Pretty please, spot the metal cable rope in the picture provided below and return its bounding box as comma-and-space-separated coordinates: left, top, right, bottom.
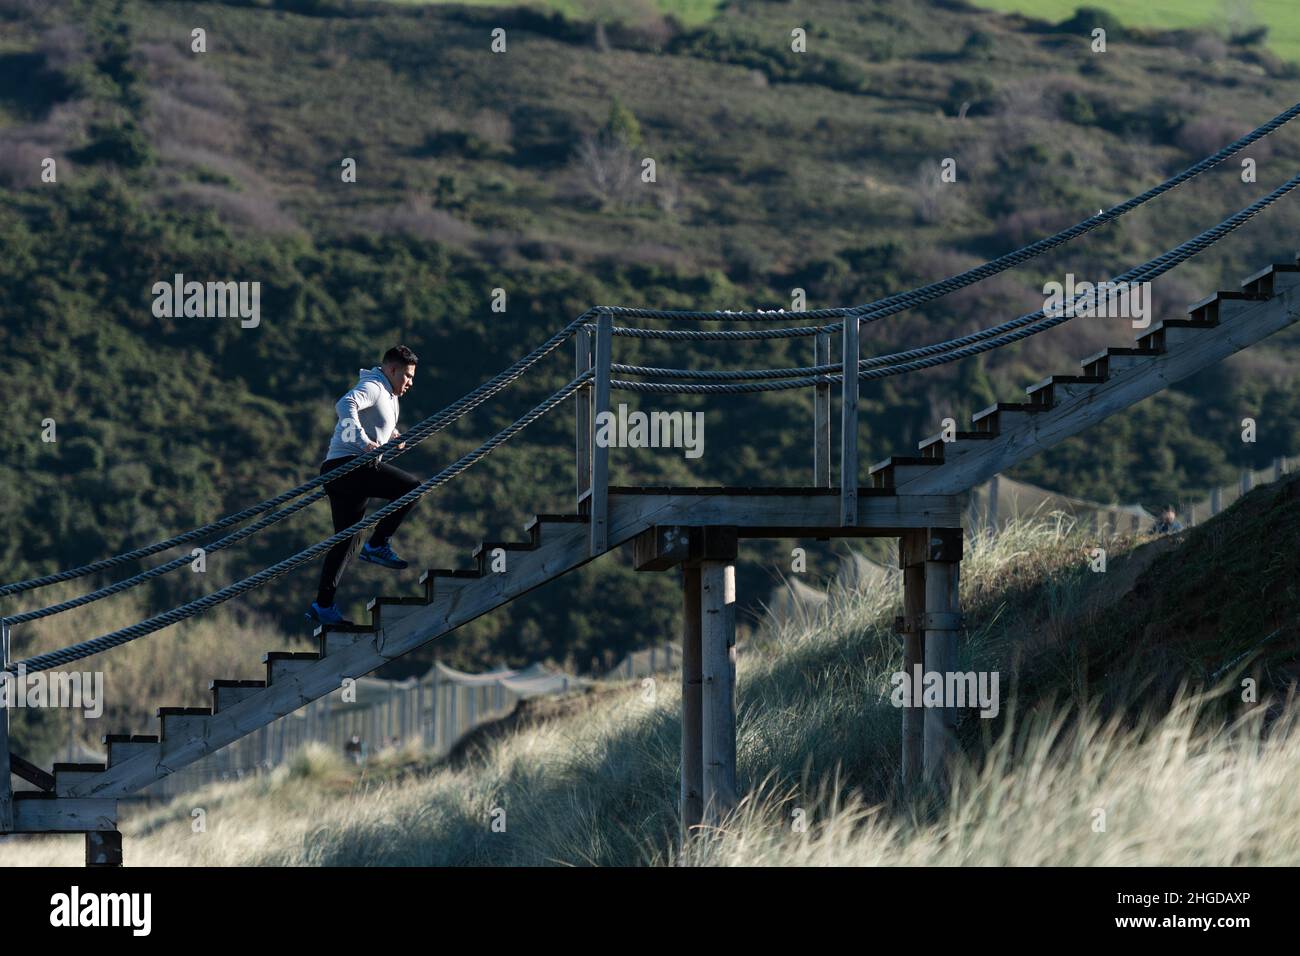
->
591, 101, 1300, 332
6, 328, 592, 624
608, 173, 1300, 395
5, 373, 591, 675
0, 312, 594, 598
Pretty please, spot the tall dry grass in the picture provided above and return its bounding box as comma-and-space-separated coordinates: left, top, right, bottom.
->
5, 578, 308, 757
3, 517, 1294, 866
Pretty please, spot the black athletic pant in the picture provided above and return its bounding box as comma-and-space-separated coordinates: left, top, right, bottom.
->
314, 455, 420, 607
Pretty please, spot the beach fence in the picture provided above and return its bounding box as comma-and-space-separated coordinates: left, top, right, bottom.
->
124, 660, 588, 800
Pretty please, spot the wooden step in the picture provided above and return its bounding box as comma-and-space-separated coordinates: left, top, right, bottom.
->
1240, 262, 1300, 297
971, 402, 1048, 434
53, 763, 107, 797
1135, 317, 1216, 352
867, 455, 941, 489
364, 596, 426, 631
263, 651, 320, 685
917, 431, 995, 459
310, 620, 377, 656
210, 679, 266, 713
472, 541, 533, 573
102, 734, 158, 768
1187, 290, 1268, 324
157, 707, 212, 742
523, 513, 588, 544
1024, 374, 1106, 406
417, 567, 481, 601
1079, 346, 1161, 379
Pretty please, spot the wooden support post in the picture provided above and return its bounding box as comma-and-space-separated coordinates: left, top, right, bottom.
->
1211, 487, 1222, 516
575, 325, 592, 509
840, 317, 859, 525
923, 528, 963, 785
815, 330, 831, 487
86, 830, 123, 867
590, 312, 612, 554
987, 474, 1000, 532
897, 531, 926, 786
1240, 468, 1252, 495
1274, 457, 1284, 483
0, 619, 11, 832
700, 560, 737, 826
680, 565, 703, 841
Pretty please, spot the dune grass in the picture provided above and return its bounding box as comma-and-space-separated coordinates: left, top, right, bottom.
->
3, 514, 1295, 866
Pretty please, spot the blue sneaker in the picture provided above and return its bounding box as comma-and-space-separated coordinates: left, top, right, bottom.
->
306, 602, 352, 625
359, 541, 408, 569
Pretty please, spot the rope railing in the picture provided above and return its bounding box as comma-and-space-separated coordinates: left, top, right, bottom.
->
6, 103, 1298, 671
0, 312, 595, 600
5, 373, 591, 674
606, 171, 1300, 395
593, 101, 1300, 332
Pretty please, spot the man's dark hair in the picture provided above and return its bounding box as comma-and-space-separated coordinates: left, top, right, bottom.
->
383, 345, 419, 367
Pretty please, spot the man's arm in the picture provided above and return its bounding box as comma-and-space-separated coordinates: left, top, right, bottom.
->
336, 381, 382, 452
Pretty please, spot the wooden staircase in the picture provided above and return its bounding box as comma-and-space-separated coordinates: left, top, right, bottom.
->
869, 257, 1300, 495
14, 255, 1300, 835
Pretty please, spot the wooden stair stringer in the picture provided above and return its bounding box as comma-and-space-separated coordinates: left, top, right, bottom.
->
64, 518, 639, 800
894, 275, 1300, 497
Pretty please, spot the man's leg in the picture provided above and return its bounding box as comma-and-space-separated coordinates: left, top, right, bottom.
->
315, 464, 369, 608
365, 461, 422, 546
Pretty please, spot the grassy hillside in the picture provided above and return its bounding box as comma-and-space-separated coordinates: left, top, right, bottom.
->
4, 478, 1297, 865
3, 0, 1300, 688
972, 1, 1300, 64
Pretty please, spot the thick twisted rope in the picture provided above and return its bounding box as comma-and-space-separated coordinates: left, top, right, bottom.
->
608, 173, 1300, 394
8, 103, 1298, 594
5, 374, 591, 674
0, 313, 595, 599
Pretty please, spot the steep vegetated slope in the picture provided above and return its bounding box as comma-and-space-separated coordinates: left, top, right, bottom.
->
2, 0, 1299, 716
5, 482, 1298, 865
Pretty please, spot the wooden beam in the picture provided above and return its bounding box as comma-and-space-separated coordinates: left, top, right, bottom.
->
12, 797, 117, 833
10, 753, 54, 792
897, 283, 1300, 496
681, 565, 703, 841
1, 620, 12, 832
701, 561, 737, 827
634, 525, 692, 571
575, 325, 592, 508
815, 330, 831, 487
898, 530, 926, 785
610, 491, 963, 536
635, 525, 740, 571
840, 316, 859, 525
923, 528, 963, 785
86, 830, 123, 867
70, 491, 961, 799
590, 312, 613, 554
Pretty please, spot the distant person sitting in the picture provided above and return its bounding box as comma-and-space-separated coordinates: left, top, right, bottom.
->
1151, 505, 1184, 535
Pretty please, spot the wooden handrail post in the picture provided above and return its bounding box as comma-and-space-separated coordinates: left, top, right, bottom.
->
680, 566, 703, 842
922, 527, 963, 785
840, 316, 859, 525
1, 619, 13, 832
575, 324, 593, 509
590, 312, 612, 554
700, 560, 737, 827
814, 330, 831, 487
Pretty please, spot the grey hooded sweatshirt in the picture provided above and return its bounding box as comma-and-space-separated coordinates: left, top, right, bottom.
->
326, 367, 400, 461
